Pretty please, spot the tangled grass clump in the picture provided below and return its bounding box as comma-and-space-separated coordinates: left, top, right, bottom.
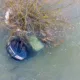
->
4, 0, 71, 46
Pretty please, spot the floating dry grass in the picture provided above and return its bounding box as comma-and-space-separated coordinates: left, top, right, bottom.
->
4, 0, 72, 46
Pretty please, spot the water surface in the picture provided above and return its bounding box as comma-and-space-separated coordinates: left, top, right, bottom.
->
0, 0, 80, 80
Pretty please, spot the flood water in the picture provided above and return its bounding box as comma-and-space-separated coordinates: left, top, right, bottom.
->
0, 0, 80, 80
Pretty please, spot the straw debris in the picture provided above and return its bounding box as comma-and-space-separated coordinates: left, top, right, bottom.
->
4, 0, 70, 46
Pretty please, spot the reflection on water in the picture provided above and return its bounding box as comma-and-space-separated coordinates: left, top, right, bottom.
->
0, 0, 80, 80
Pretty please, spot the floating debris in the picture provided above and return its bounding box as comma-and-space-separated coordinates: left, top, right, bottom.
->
4, 0, 71, 47
29, 35, 44, 51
